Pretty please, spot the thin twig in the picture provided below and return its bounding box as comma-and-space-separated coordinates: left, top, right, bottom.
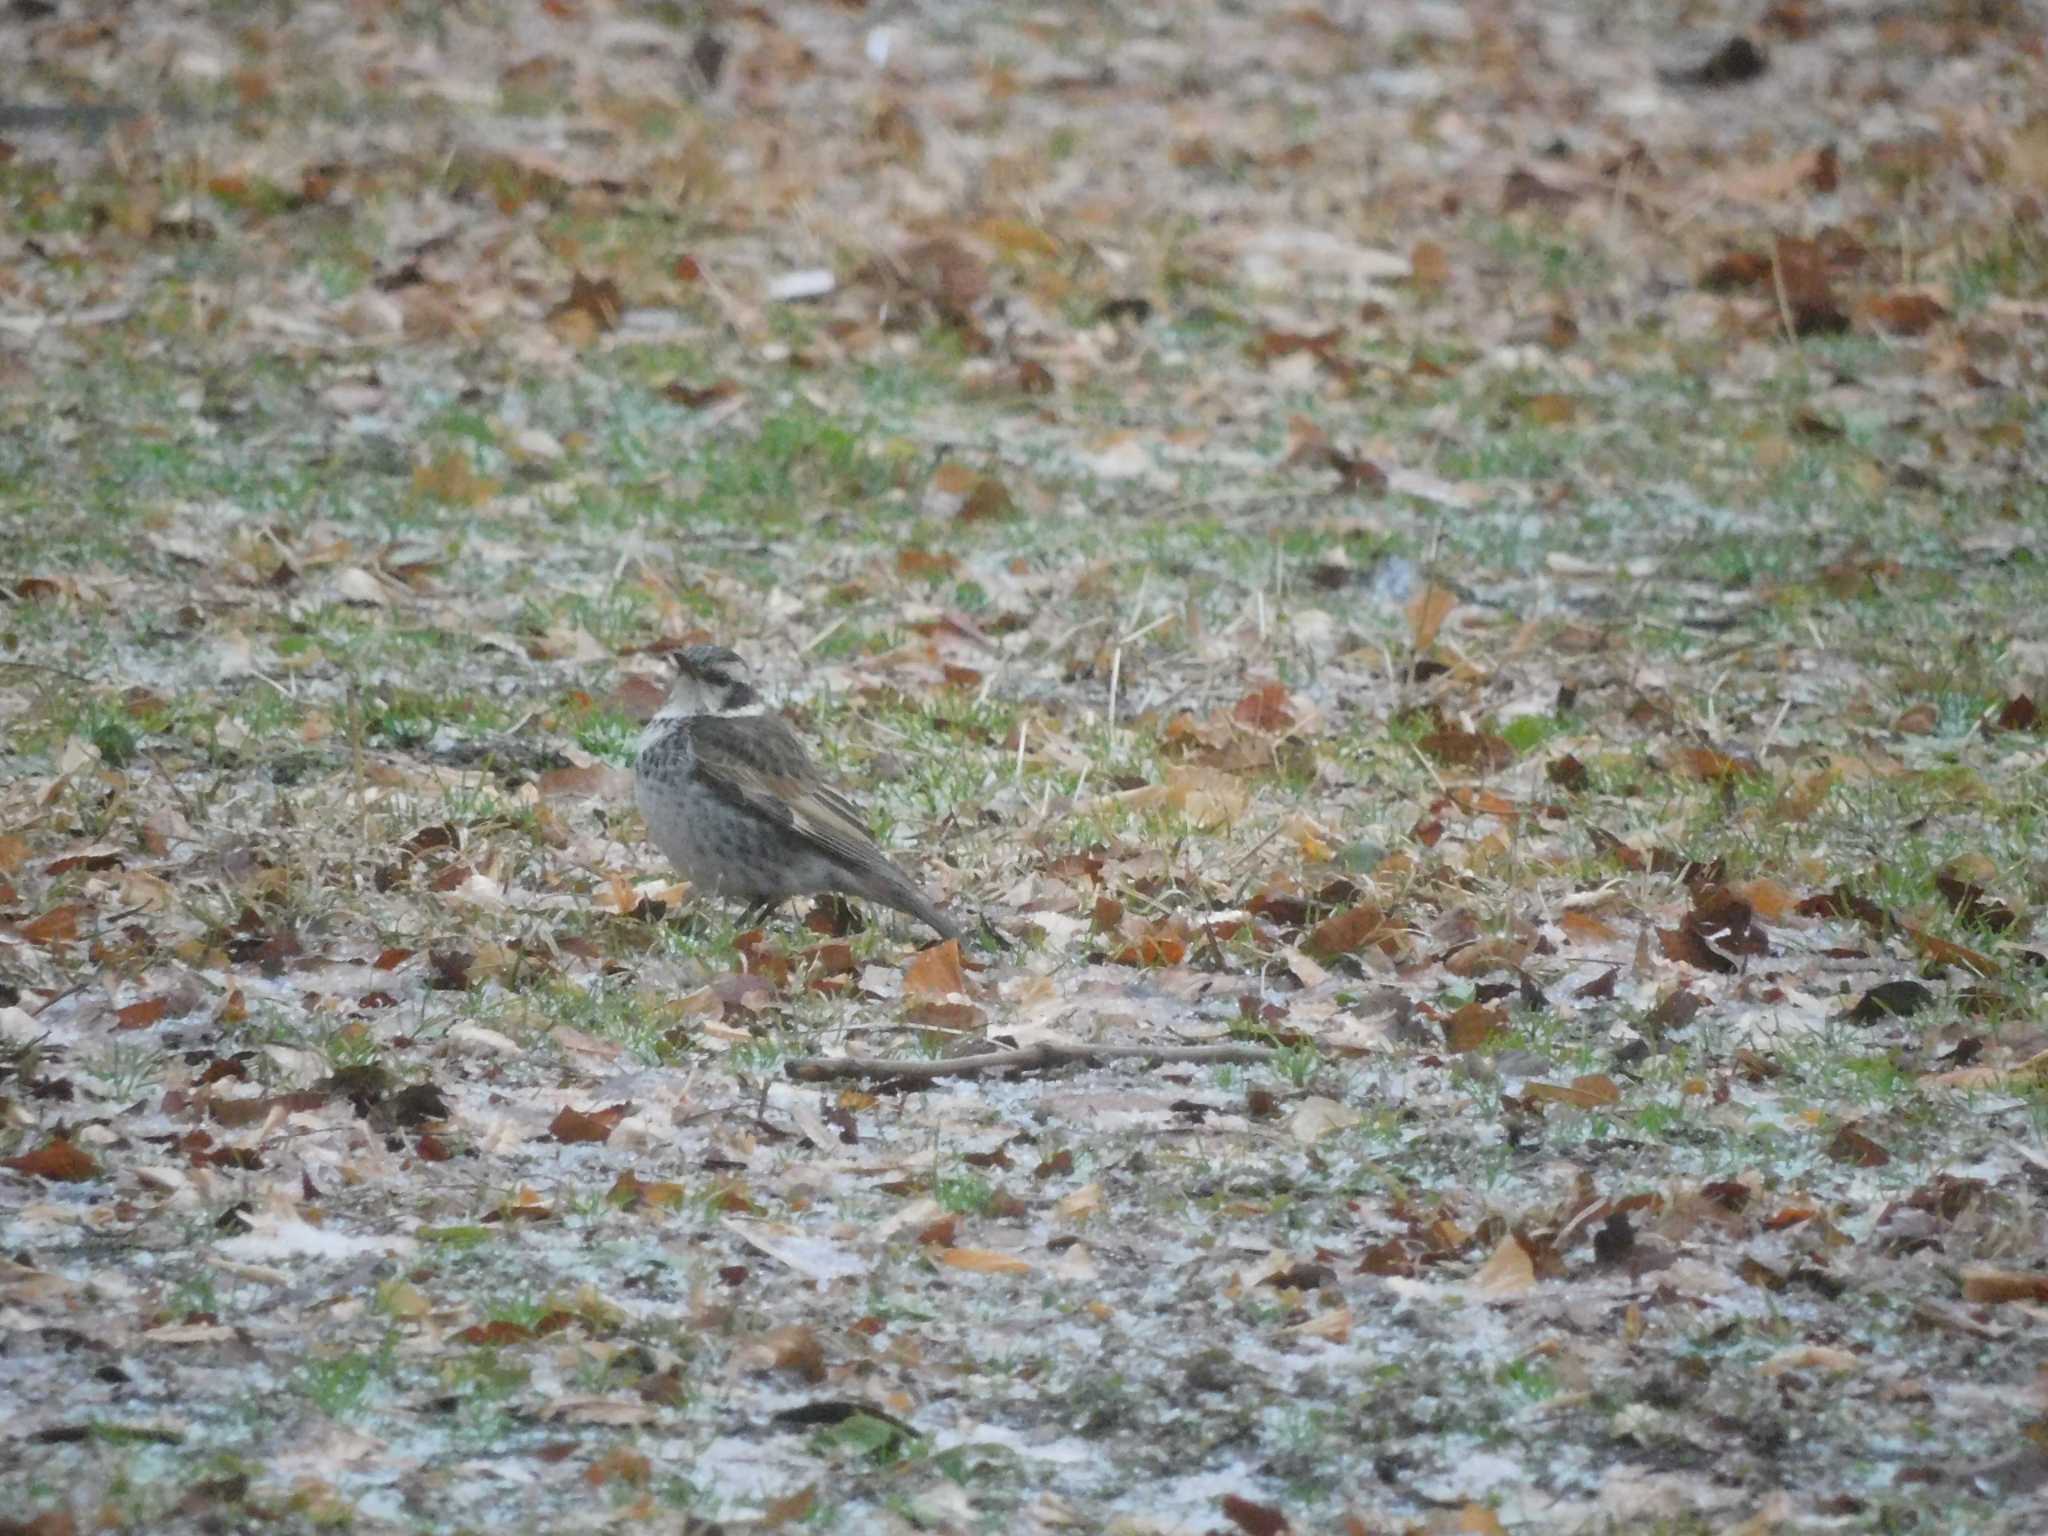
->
784, 1040, 1277, 1083
0, 659, 96, 686
1768, 241, 1799, 347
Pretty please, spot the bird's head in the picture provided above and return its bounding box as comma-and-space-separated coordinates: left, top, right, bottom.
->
657, 643, 764, 719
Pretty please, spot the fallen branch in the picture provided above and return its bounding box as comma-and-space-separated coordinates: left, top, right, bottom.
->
784, 1040, 1278, 1083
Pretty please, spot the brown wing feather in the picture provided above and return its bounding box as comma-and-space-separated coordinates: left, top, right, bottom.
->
683, 714, 961, 939
685, 715, 887, 873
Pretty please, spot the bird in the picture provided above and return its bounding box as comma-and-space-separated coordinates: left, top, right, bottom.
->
634, 644, 963, 942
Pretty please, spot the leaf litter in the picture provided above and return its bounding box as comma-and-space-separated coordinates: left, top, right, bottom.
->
4, 0, 2048, 1532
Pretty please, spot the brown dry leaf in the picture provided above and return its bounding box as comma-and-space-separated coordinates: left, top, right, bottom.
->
974, 217, 1059, 259
550, 271, 623, 334
1772, 236, 1849, 336
1960, 1267, 2048, 1305
1905, 925, 1998, 978
1304, 903, 1389, 959
760, 1485, 818, 1529
1731, 878, 1799, 923
21, 903, 87, 947
935, 1247, 1032, 1276
763, 1324, 827, 1382
1993, 695, 2040, 733
662, 378, 741, 409
1443, 937, 1530, 978
1010, 358, 1056, 395
1409, 240, 1451, 289
537, 764, 632, 800
1560, 909, 1623, 944
2007, 112, 2048, 191
1109, 917, 1192, 968
1443, 1001, 1506, 1054
903, 940, 968, 1000
900, 237, 988, 318
115, 997, 169, 1030
1290, 1306, 1352, 1343
1252, 329, 1345, 366
924, 465, 1014, 523
1701, 249, 1774, 290
1233, 681, 1296, 732
896, 547, 959, 580
1669, 744, 1759, 782
1920, 1047, 2048, 1092
1761, 1344, 1860, 1377
608, 1171, 686, 1209
412, 451, 499, 508
1472, 1234, 1537, 1295
609, 673, 669, 721
1826, 1123, 1890, 1168
550, 1104, 630, 1145
1220, 1492, 1291, 1536
1056, 1182, 1105, 1221
4, 1137, 100, 1182
1714, 144, 1836, 203
1406, 583, 1456, 651
1525, 1075, 1622, 1109
1163, 765, 1249, 830
1418, 730, 1515, 772
1862, 291, 1948, 336
1521, 392, 1575, 426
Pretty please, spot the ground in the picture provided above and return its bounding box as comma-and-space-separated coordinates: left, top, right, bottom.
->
4, 2, 2048, 1533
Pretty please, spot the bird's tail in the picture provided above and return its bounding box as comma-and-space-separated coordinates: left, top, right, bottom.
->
868, 872, 962, 942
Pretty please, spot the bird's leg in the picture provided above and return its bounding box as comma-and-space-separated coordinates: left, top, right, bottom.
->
736, 897, 782, 930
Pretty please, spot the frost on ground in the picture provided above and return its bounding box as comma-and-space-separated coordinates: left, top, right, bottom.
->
4, 1, 2048, 1532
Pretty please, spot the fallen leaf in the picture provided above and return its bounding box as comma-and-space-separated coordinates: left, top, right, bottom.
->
1826, 1123, 1890, 1168
1960, 1267, 2048, 1305
21, 903, 85, 946
903, 941, 967, 1000
1473, 1234, 1537, 1295
1761, 1343, 1860, 1377
1409, 240, 1450, 290
1289, 1095, 1362, 1146
1418, 730, 1515, 772
1772, 236, 1849, 336
1407, 583, 1456, 651
1221, 1492, 1292, 1536
935, 1247, 1031, 1276
550, 1104, 631, 1145
1443, 1001, 1506, 1054
4, 1137, 100, 1181
1862, 291, 1948, 337
116, 997, 169, 1030
899, 237, 988, 318
1525, 1075, 1621, 1109
1304, 903, 1389, 959
412, 451, 499, 508
662, 378, 741, 409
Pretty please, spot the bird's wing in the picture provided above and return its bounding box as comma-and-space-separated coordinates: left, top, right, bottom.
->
686, 715, 886, 872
